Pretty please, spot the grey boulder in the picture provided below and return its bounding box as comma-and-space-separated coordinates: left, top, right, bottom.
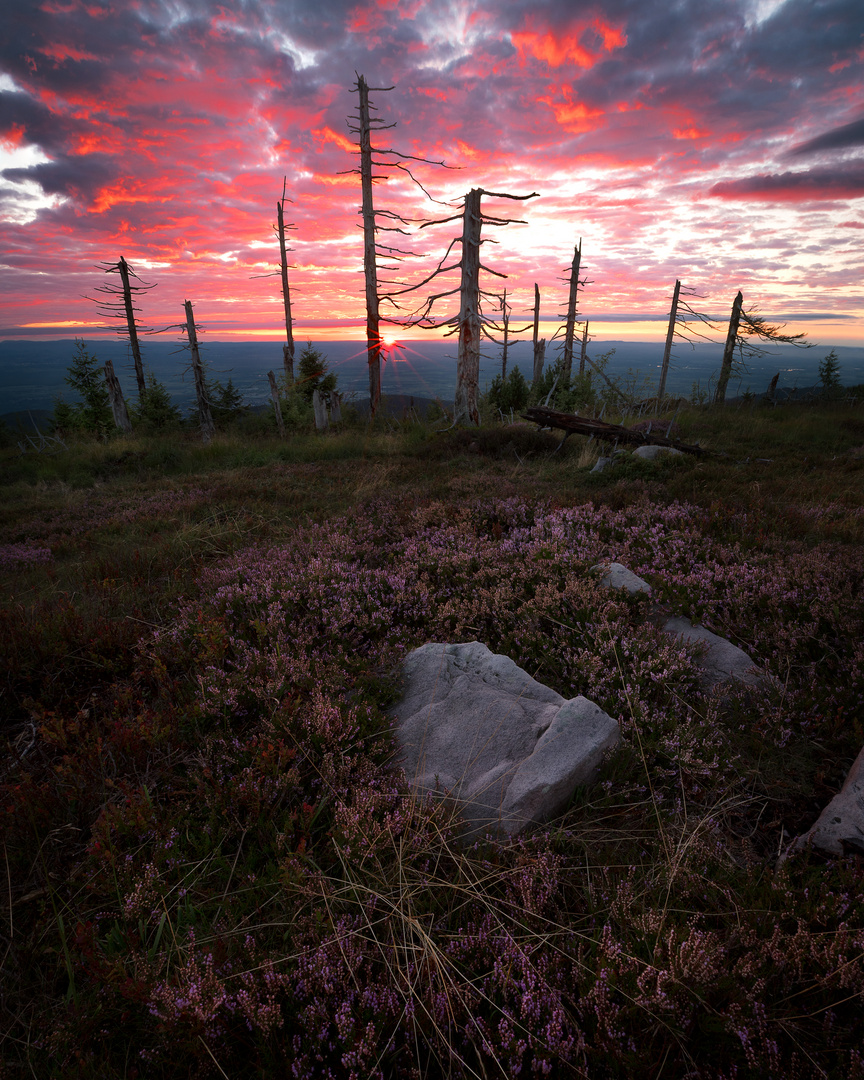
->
391, 641, 619, 838
781, 746, 864, 861
662, 616, 763, 691
632, 444, 684, 461
592, 561, 652, 596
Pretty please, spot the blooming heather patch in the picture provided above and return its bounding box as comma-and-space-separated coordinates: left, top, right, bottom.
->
8, 494, 864, 1077
0, 542, 53, 570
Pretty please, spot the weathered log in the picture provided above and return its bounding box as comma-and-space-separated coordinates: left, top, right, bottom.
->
267, 370, 285, 437
522, 405, 708, 456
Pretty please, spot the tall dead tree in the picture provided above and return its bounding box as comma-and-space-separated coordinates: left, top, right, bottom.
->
348, 74, 452, 417
561, 241, 582, 383
276, 180, 296, 383
659, 279, 682, 403
89, 256, 155, 397
532, 283, 546, 388
500, 289, 511, 381
183, 300, 215, 443
392, 187, 538, 425
579, 320, 590, 376
656, 280, 716, 404
103, 359, 132, 433
715, 293, 809, 404
267, 370, 285, 437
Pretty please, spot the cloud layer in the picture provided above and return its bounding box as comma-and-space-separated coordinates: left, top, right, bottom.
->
1, 0, 863, 345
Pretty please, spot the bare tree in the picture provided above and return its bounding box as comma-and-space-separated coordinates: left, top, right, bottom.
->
499, 288, 511, 381
183, 300, 215, 442
267, 370, 286, 437
347, 74, 453, 416
658, 280, 716, 402
276, 179, 296, 384
89, 256, 156, 396
560, 241, 583, 383
579, 319, 590, 377
531, 283, 546, 388
390, 187, 538, 425
714, 293, 809, 404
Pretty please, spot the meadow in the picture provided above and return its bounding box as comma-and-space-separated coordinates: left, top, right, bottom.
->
1, 399, 863, 1078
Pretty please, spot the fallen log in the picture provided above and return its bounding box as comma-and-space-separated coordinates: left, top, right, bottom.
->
522, 405, 709, 457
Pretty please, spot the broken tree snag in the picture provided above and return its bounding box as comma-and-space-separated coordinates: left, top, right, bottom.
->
658, 278, 681, 403
454, 188, 483, 426
312, 389, 329, 432
267, 370, 285, 437
715, 291, 744, 405
103, 359, 132, 433
276, 179, 296, 384
183, 300, 215, 443
579, 320, 589, 376
523, 405, 708, 456
532, 282, 546, 388
356, 74, 383, 416
500, 289, 510, 381
88, 257, 156, 397
562, 241, 582, 383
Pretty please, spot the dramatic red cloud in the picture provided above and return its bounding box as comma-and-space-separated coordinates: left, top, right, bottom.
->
0, 0, 862, 349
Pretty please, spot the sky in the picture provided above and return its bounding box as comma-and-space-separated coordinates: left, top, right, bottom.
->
1, 0, 863, 351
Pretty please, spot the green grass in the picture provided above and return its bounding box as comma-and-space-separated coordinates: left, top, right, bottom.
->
1, 400, 863, 1077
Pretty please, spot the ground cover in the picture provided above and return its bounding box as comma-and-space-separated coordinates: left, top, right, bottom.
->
1, 401, 863, 1077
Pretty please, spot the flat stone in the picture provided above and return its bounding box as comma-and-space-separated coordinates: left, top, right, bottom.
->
592, 561, 652, 596
392, 641, 619, 838
632, 444, 684, 461
662, 616, 763, 690
781, 746, 864, 860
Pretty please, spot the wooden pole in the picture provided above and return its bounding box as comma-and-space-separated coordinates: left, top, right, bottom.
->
117, 256, 146, 396
267, 370, 285, 437
183, 300, 215, 442
276, 188, 295, 384
714, 290, 744, 405
357, 75, 382, 416
562, 241, 581, 383
454, 188, 482, 425
579, 320, 589, 377
103, 359, 132, 433
658, 278, 681, 404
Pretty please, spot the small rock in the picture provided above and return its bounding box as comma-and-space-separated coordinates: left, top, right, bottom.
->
592, 561, 652, 596
632, 444, 684, 461
781, 746, 864, 861
391, 641, 620, 838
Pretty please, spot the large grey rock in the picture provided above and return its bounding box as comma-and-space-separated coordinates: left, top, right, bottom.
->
781, 746, 864, 861
662, 616, 763, 690
392, 641, 619, 837
593, 561, 652, 596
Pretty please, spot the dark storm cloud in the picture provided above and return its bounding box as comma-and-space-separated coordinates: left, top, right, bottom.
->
790, 117, 864, 156
710, 164, 864, 200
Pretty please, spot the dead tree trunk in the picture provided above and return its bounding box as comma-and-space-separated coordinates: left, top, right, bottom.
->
658, 278, 681, 403
184, 300, 215, 443
562, 241, 581, 383
531, 282, 546, 387
276, 185, 296, 384
715, 291, 744, 405
312, 389, 329, 432
357, 75, 383, 416
103, 359, 132, 433
116, 257, 146, 396
454, 188, 483, 425
267, 369, 285, 437
500, 289, 510, 381
579, 320, 589, 376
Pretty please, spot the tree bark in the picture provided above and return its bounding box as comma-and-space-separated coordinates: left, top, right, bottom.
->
562, 242, 581, 383
267, 369, 285, 437
276, 195, 295, 384
357, 75, 382, 416
184, 300, 215, 442
312, 389, 329, 432
117, 256, 146, 396
454, 188, 482, 425
103, 359, 132, 433
658, 278, 681, 403
714, 291, 744, 405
